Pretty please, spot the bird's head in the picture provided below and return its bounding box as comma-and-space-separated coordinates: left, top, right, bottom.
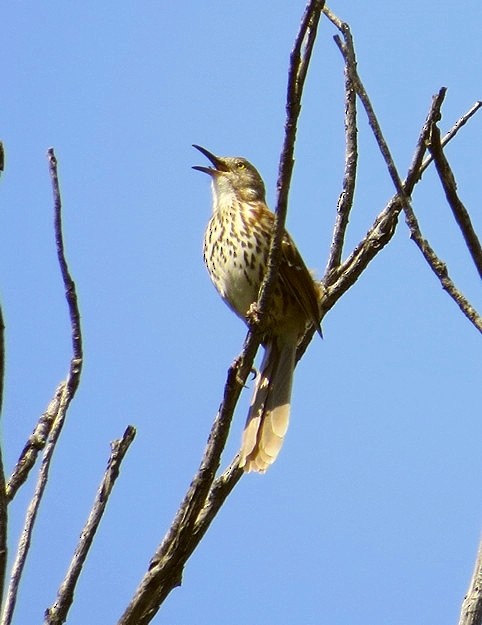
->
193, 145, 266, 204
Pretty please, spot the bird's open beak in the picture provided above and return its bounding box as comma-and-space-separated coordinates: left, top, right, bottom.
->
192, 144, 228, 175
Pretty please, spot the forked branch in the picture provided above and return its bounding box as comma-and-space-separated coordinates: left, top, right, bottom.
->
0, 150, 84, 625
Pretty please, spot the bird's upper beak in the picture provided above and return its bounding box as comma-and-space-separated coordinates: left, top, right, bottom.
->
192, 145, 228, 175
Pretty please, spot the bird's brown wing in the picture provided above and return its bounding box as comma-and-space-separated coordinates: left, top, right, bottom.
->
279, 232, 322, 335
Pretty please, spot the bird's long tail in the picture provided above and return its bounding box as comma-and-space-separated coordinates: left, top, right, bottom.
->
239, 338, 297, 473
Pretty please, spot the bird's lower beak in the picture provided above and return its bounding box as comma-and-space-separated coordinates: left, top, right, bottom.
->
192, 144, 228, 174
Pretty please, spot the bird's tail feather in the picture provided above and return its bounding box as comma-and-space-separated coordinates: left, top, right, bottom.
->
239, 339, 296, 473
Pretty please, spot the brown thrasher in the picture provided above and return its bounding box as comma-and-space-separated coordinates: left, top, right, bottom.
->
193, 145, 321, 473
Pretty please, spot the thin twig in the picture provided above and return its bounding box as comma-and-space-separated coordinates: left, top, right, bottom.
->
402, 194, 482, 332
458, 536, 482, 625
321, 95, 482, 304
6, 384, 65, 501
0, 149, 83, 625
317, 20, 482, 332
44, 426, 136, 625
317, 54, 446, 308
333, 32, 409, 207
0, 306, 8, 609
50, 149, 83, 378
428, 122, 482, 279
420, 100, 482, 176
324, 11, 358, 276
1, 386, 72, 625
5, 149, 83, 502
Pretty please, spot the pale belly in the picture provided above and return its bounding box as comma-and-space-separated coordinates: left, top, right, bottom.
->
203, 212, 268, 321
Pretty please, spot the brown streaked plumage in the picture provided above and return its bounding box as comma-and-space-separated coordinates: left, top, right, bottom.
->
193, 145, 321, 473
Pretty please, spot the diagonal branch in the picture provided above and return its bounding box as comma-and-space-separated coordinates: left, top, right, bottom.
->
421, 100, 482, 173
427, 121, 482, 279
117, 343, 251, 625
458, 536, 482, 625
321, 82, 481, 304
6, 384, 65, 501
44, 426, 136, 625
401, 190, 482, 332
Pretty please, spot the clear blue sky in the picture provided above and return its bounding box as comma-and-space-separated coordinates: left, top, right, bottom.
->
0, 2, 481, 624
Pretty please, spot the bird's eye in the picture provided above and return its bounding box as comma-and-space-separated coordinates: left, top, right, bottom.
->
236, 161, 246, 170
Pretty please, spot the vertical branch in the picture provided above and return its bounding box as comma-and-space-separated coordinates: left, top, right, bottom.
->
0, 141, 8, 608
256, 0, 325, 317
0, 141, 8, 605
324, 8, 358, 276
49, 149, 83, 380
332, 31, 408, 205
0, 307, 7, 609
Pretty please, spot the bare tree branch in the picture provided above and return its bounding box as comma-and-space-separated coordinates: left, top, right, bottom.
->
421, 100, 482, 174
0, 141, 8, 607
49, 149, 83, 382
319, 93, 448, 314
312, 31, 482, 334
6, 384, 64, 501
256, 0, 325, 323
0, 144, 8, 606
44, 426, 136, 625
401, 189, 482, 332
324, 12, 358, 275
458, 536, 482, 625
2, 386, 74, 625
332, 33, 409, 208
117, 348, 249, 625
0, 306, 7, 610
321, 93, 482, 305
427, 121, 482, 279
319, 7, 429, 307
5, 149, 83, 501
0, 149, 84, 625
328, 31, 482, 331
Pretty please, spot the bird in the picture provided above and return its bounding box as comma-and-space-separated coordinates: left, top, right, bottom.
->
193, 145, 321, 473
